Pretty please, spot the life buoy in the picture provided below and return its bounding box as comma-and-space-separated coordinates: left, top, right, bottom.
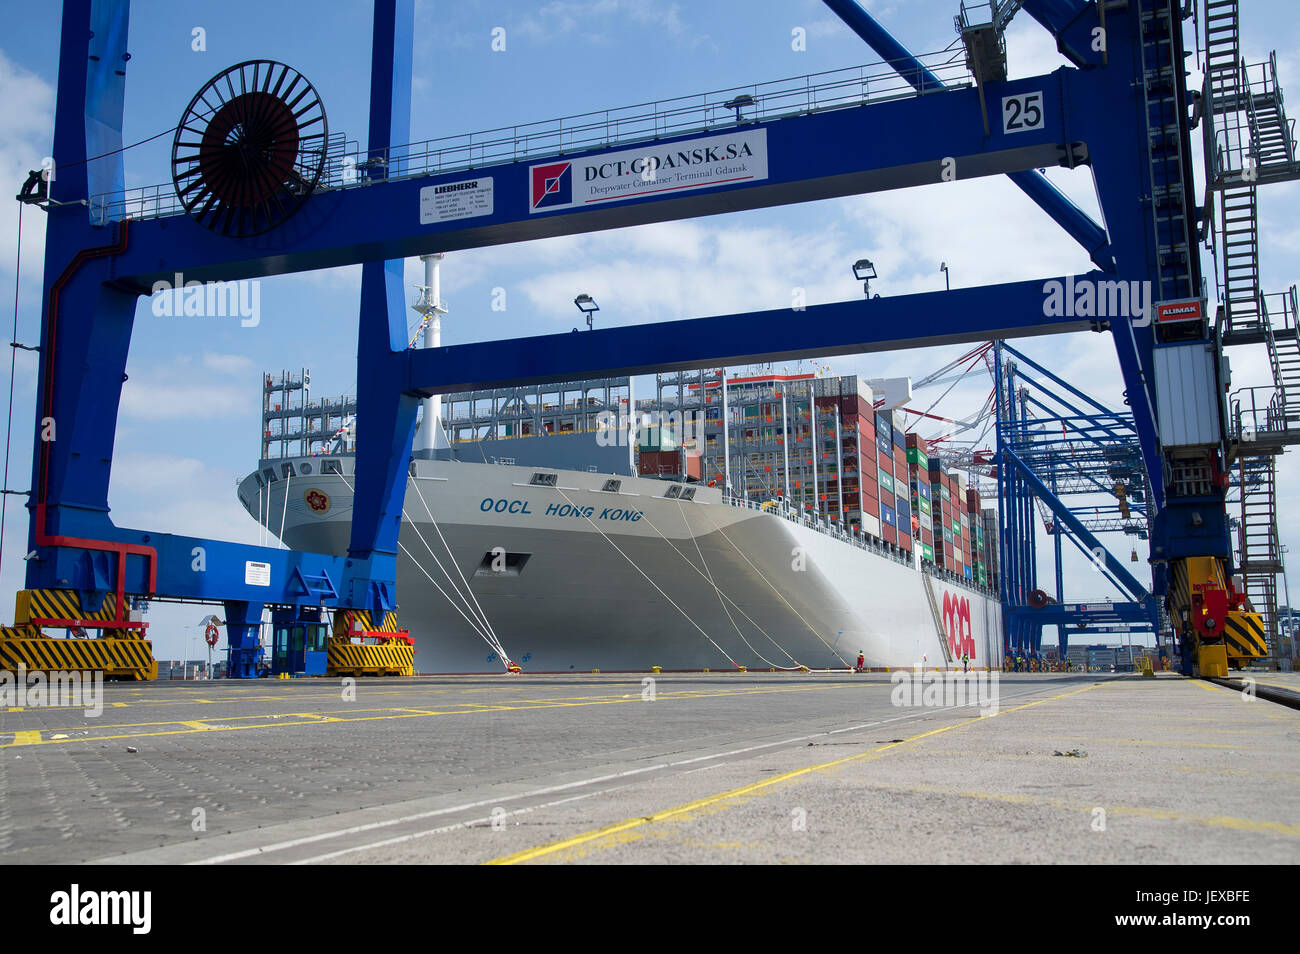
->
204, 623, 219, 647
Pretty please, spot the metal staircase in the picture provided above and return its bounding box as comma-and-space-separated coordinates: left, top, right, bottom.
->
1203, 0, 1242, 110
1233, 453, 1281, 656
1263, 287, 1300, 428
1217, 186, 1261, 334
1202, 2, 1300, 341
1244, 56, 1296, 172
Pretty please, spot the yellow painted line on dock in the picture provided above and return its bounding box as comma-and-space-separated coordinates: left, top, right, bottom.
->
487, 681, 1104, 865
10, 730, 41, 745
54, 678, 842, 712
0, 682, 860, 748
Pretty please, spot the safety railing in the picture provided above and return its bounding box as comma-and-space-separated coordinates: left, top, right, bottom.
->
719, 491, 996, 597
1207, 53, 1299, 187
89, 54, 971, 225
955, 0, 1022, 35
1230, 386, 1286, 442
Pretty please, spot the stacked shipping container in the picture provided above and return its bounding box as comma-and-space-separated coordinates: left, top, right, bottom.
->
681, 371, 995, 589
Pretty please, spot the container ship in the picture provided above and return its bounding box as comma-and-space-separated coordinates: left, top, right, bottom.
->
239, 360, 1004, 673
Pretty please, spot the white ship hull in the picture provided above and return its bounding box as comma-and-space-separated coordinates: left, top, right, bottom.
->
238, 458, 1002, 673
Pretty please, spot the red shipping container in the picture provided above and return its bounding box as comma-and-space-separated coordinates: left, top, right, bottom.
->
882, 524, 898, 544
877, 448, 894, 470
639, 449, 701, 480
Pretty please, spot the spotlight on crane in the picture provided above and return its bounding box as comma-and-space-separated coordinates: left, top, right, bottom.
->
574, 293, 599, 331
852, 259, 876, 297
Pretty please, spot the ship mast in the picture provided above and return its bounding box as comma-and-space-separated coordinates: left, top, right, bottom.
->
721, 370, 731, 498
411, 253, 449, 457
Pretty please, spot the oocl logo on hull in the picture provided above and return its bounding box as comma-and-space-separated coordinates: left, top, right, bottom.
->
942, 591, 975, 661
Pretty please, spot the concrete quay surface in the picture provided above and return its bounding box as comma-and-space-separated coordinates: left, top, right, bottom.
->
0, 671, 1294, 864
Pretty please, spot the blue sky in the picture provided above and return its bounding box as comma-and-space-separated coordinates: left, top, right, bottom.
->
1, 0, 1298, 659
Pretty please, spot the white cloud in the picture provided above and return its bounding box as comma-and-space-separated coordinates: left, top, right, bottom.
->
515, 0, 703, 48
0, 49, 54, 284
109, 452, 258, 544
120, 353, 257, 421
202, 352, 256, 375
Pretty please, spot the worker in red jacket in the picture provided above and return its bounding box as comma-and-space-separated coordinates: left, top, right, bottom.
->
855, 651, 865, 673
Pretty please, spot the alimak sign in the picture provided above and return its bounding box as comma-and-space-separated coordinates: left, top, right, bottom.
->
529, 129, 769, 214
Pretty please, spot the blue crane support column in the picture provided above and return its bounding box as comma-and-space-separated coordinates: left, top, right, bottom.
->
26, 0, 142, 572
1019, 0, 1102, 68
820, 0, 1115, 272
223, 601, 266, 678
995, 341, 1012, 663
1003, 449, 1152, 603
346, 0, 420, 615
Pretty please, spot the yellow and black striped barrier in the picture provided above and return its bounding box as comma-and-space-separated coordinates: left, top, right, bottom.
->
332, 609, 401, 637
1224, 609, 1267, 665
326, 636, 413, 677
14, 588, 119, 625
0, 626, 157, 680
3, 590, 156, 681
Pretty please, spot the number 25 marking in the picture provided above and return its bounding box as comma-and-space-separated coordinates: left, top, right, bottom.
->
1002, 92, 1044, 133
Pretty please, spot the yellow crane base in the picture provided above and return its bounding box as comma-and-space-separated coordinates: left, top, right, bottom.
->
1196, 643, 1229, 678
0, 626, 157, 681
326, 637, 413, 677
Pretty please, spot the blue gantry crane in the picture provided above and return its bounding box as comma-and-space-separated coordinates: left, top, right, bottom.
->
5, 0, 1287, 678
993, 341, 1162, 664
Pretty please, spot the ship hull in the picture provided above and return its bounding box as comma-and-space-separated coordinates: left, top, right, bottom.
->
239, 459, 1002, 672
